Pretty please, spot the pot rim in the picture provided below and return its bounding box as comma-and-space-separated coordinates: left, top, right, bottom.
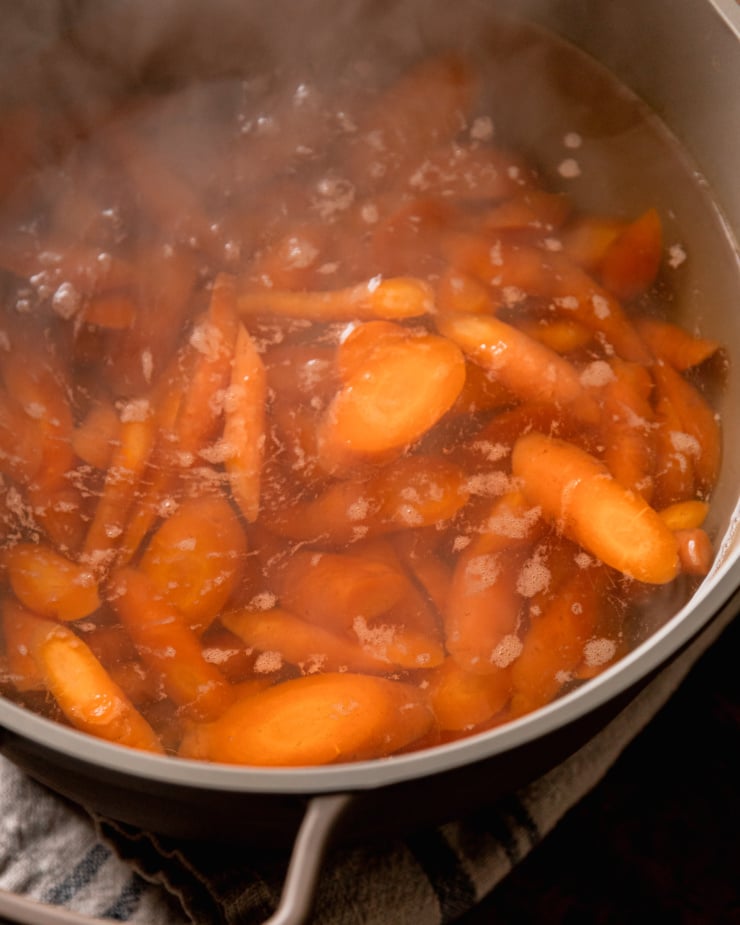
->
2, 550, 738, 795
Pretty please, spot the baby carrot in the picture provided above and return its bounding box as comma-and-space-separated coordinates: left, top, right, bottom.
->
674, 528, 714, 576
658, 499, 709, 532
635, 317, 720, 371
221, 606, 400, 675
139, 494, 248, 632
512, 432, 680, 584
437, 312, 598, 422
4, 542, 101, 622
424, 657, 512, 731
599, 208, 663, 302
237, 276, 434, 322
318, 323, 465, 463
109, 568, 235, 721
178, 672, 434, 766
1, 598, 46, 691
222, 322, 267, 523
26, 614, 163, 753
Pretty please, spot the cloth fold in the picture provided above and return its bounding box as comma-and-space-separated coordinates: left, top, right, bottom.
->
1, 593, 736, 925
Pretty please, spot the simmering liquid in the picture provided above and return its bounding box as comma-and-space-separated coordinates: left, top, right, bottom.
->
0, 11, 733, 765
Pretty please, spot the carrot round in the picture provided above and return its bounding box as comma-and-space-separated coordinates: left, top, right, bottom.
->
178, 672, 434, 766
512, 432, 680, 584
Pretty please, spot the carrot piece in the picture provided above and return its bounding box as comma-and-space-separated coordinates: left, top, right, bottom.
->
596, 359, 656, 499
237, 276, 434, 322
651, 392, 696, 508
658, 499, 709, 532
178, 672, 434, 766
436, 312, 598, 422
515, 318, 592, 354
1, 598, 46, 691
24, 613, 163, 753
481, 188, 571, 232
71, 399, 120, 470
600, 208, 663, 301
222, 322, 267, 523
444, 544, 526, 676
109, 568, 235, 721
512, 432, 680, 584
443, 232, 650, 362
221, 606, 402, 675
424, 657, 512, 731
635, 317, 720, 371
139, 494, 247, 633
274, 550, 408, 637
651, 360, 721, 495
262, 455, 469, 544
559, 215, 625, 271
674, 528, 714, 576
391, 530, 453, 616
510, 565, 604, 717
4, 542, 100, 622
173, 273, 240, 459
82, 403, 157, 568
318, 322, 465, 464
435, 268, 496, 316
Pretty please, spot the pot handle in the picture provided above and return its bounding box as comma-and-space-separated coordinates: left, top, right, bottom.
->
0, 791, 354, 925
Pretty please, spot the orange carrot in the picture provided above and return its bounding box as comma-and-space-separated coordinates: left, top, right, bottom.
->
4, 542, 101, 622
651, 360, 721, 495
515, 318, 592, 354
424, 657, 512, 731
658, 499, 709, 532
71, 399, 120, 470
222, 322, 267, 523
1, 598, 46, 691
221, 606, 403, 675
108, 568, 235, 721
178, 672, 434, 766
560, 215, 625, 271
599, 208, 663, 301
139, 494, 247, 632
510, 565, 604, 717
481, 188, 571, 232
437, 312, 598, 422
512, 432, 680, 584
23, 612, 163, 753
237, 276, 434, 323
635, 317, 720, 371
318, 322, 465, 464
82, 404, 157, 568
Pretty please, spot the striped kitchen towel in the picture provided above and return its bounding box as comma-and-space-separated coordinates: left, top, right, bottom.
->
0, 593, 737, 925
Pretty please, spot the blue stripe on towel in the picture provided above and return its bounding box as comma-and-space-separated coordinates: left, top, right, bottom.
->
42, 843, 111, 905
406, 828, 477, 924
103, 874, 145, 921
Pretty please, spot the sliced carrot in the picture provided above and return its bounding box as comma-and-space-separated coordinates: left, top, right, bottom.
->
1, 598, 46, 691
82, 405, 157, 568
560, 215, 625, 271
4, 542, 101, 622
237, 275, 434, 322
651, 360, 721, 495
108, 568, 235, 721
173, 273, 240, 459
25, 613, 163, 753
658, 499, 709, 532
223, 322, 267, 523
221, 606, 401, 675
274, 550, 408, 637
178, 672, 434, 766
139, 494, 247, 632
600, 208, 663, 301
512, 432, 680, 584
437, 312, 598, 422
510, 565, 604, 717
424, 657, 512, 731
318, 322, 465, 464
71, 399, 120, 470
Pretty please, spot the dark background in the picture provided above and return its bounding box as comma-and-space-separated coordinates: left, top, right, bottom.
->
458, 614, 740, 924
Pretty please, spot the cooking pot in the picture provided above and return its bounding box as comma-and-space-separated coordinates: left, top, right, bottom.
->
0, 1, 738, 923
